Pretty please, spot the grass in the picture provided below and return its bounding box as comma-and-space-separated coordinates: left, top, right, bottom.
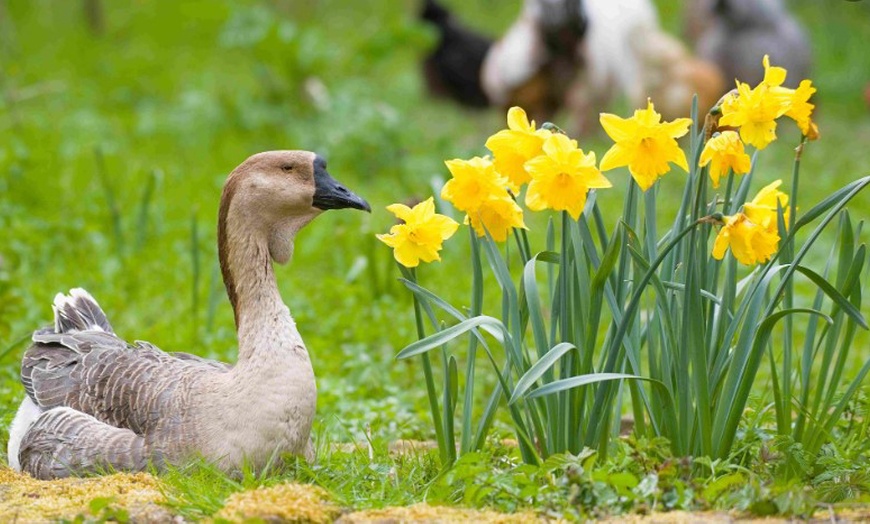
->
1, 0, 869, 520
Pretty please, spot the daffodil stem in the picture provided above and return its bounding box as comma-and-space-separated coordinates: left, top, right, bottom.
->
778, 136, 807, 436
512, 227, 531, 264
460, 228, 483, 454
408, 266, 450, 466
722, 170, 735, 215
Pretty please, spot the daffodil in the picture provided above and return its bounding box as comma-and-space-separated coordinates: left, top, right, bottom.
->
711, 180, 790, 265
466, 195, 526, 242
599, 100, 692, 191
524, 133, 612, 219
698, 131, 752, 188
712, 213, 780, 266
485, 107, 552, 191
377, 198, 459, 268
441, 157, 510, 214
719, 55, 792, 150
785, 79, 816, 136
743, 179, 790, 229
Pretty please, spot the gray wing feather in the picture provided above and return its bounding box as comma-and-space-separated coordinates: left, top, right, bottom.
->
18, 407, 160, 480
17, 288, 229, 478
23, 333, 226, 435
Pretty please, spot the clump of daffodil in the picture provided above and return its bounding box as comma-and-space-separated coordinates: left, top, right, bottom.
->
524, 133, 612, 219
440, 156, 525, 242
712, 180, 789, 265
376, 197, 459, 268
485, 106, 552, 192
699, 130, 752, 188
599, 100, 692, 191
719, 55, 818, 148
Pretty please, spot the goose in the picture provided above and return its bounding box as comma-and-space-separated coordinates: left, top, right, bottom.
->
7, 150, 370, 480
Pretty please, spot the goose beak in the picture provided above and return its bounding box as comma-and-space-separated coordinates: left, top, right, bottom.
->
312, 156, 371, 212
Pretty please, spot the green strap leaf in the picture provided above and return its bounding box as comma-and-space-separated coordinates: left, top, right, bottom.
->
526, 373, 671, 403
509, 342, 578, 405
396, 316, 508, 360
793, 265, 868, 329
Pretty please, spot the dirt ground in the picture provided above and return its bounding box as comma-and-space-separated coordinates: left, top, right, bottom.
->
3, 467, 870, 523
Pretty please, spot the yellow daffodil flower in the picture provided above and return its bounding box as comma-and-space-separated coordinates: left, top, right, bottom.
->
485, 107, 552, 192
743, 179, 790, 229
698, 131, 752, 188
719, 55, 793, 150
524, 133, 612, 220
466, 195, 526, 242
441, 157, 510, 214
712, 212, 780, 266
377, 197, 459, 268
599, 100, 692, 191
712, 180, 790, 265
785, 79, 816, 136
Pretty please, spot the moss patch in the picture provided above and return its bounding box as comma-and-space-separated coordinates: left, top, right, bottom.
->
0, 467, 169, 523
214, 482, 340, 523
338, 503, 541, 523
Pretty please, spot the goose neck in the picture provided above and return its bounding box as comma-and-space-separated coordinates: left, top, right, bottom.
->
218, 203, 307, 366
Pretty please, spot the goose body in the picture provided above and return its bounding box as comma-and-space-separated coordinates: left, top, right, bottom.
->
8, 151, 370, 479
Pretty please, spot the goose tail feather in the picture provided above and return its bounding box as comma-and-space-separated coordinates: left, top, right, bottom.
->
52, 288, 114, 334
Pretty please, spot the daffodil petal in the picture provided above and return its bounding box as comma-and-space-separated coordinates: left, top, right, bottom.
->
599, 113, 635, 142
599, 144, 631, 172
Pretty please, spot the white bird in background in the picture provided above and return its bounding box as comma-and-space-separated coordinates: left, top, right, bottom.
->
571, 0, 724, 131
480, 0, 588, 124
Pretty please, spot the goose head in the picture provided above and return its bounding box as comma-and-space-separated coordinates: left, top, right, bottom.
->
219, 150, 370, 265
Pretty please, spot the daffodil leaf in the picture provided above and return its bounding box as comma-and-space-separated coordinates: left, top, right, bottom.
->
793, 265, 868, 329
521, 252, 558, 362
396, 316, 508, 360
525, 373, 670, 403
715, 307, 832, 457
509, 342, 578, 405
794, 176, 870, 230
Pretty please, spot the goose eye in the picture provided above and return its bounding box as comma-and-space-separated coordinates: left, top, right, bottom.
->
281, 164, 294, 173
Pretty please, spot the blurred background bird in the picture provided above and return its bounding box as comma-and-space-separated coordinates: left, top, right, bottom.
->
480, 0, 588, 124
419, 0, 729, 134
421, 0, 588, 124
691, 0, 812, 88
571, 0, 724, 131
420, 0, 493, 108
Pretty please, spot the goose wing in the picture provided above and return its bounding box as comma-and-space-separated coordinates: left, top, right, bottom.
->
22, 331, 227, 435
21, 289, 229, 436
